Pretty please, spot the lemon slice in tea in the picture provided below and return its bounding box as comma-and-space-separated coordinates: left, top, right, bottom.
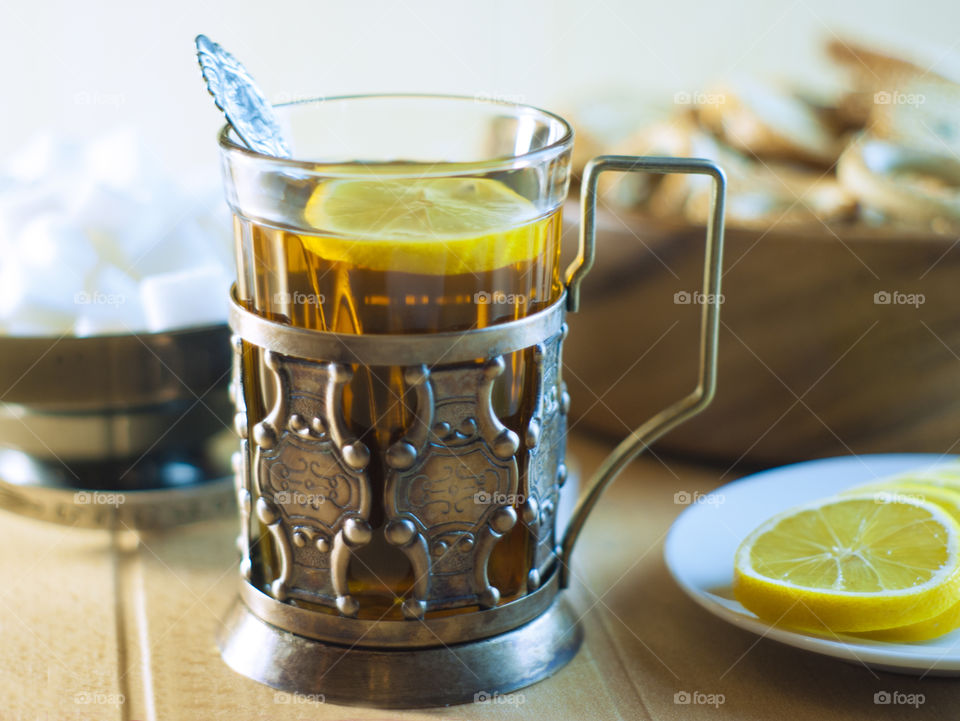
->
302, 177, 548, 275
733, 494, 960, 633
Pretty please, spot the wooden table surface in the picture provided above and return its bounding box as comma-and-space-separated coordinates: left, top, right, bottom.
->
3, 433, 958, 720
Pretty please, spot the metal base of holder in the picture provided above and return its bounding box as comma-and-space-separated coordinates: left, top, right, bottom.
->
218, 594, 583, 708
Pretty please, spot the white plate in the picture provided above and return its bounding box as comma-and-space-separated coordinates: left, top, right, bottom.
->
664, 453, 960, 676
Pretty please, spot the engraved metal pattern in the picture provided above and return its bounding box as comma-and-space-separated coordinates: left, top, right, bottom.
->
522, 323, 569, 590
251, 350, 372, 617
385, 358, 520, 619
195, 34, 291, 158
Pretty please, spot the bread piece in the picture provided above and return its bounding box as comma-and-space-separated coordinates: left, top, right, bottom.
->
594, 114, 699, 212
826, 38, 932, 88
564, 98, 675, 184
837, 134, 960, 231
826, 37, 958, 129
684, 159, 858, 227
696, 77, 842, 166
794, 86, 862, 135
868, 78, 960, 158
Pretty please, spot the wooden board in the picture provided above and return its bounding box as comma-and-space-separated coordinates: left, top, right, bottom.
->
563, 204, 960, 466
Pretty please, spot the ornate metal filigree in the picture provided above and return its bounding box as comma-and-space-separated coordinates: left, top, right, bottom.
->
384, 358, 519, 619
522, 324, 570, 590
229, 293, 576, 621
250, 350, 372, 617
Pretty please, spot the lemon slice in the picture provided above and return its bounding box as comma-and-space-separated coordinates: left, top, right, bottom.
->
841, 482, 960, 523
837, 482, 960, 641
734, 494, 960, 633
849, 463, 960, 494
835, 480, 960, 641
851, 598, 960, 642
301, 177, 547, 275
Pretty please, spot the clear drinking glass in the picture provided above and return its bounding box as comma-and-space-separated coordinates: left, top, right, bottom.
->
221, 96, 573, 612
221, 95, 570, 333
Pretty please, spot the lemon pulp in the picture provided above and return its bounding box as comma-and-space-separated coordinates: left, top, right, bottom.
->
733, 494, 960, 632
302, 177, 549, 275
832, 468, 960, 640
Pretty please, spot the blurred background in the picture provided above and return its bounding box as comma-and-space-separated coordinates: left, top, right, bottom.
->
2, 0, 958, 179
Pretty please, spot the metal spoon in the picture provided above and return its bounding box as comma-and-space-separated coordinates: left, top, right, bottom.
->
195, 34, 291, 158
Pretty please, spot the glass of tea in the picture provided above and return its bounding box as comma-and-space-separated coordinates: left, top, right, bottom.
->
218, 94, 725, 706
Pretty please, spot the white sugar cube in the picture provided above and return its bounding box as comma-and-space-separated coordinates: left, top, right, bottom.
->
11, 216, 100, 327
73, 290, 144, 336
66, 181, 147, 266
72, 264, 146, 336
0, 259, 77, 335
5, 134, 74, 184
139, 265, 231, 332
17, 213, 99, 274
0, 182, 72, 244
83, 128, 161, 194
67, 179, 190, 272
130, 217, 226, 278
1, 129, 237, 337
